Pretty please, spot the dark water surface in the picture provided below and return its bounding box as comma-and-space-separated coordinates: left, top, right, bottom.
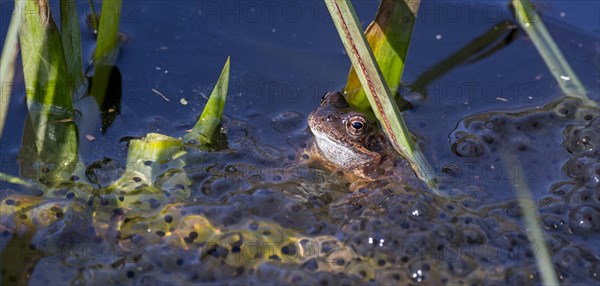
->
1, 0, 600, 285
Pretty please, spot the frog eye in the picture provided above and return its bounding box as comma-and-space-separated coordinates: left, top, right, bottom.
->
346, 116, 368, 136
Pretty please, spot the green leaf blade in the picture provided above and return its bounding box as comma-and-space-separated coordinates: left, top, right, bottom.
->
0, 5, 21, 139
94, 0, 122, 61
184, 57, 230, 147
60, 0, 84, 89
17, 0, 79, 186
345, 0, 419, 113
512, 0, 595, 107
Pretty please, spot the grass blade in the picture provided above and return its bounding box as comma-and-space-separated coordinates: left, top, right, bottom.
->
325, 0, 437, 191
0, 5, 21, 139
500, 150, 558, 286
184, 57, 230, 148
0, 172, 32, 187
87, 0, 99, 33
60, 0, 84, 89
512, 0, 595, 107
18, 0, 79, 186
411, 20, 518, 99
345, 0, 420, 114
94, 0, 122, 61
88, 0, 122, 119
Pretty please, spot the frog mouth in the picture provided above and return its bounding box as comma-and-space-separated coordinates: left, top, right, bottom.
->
310, 126, 375, 170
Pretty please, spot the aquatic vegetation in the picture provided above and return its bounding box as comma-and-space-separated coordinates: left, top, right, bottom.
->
184, 57, 230, 147
325, 0, 437, 191
344, 0, 419, 114
1, 0, 599, 285
512, 0, 595, 107
0, 3, 21, 138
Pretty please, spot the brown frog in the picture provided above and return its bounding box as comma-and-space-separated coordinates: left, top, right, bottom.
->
308, 91, 407, 181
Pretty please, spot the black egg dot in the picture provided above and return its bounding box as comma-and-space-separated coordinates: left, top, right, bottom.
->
155, 230, 166, 237
148, 199, 160, 209
131, 234, 142, 243
189, 231, 198, 240
143, 160, 153, 166
176, 258, 184, 266
5, 199, 14, 205
352, 121, 363, 129
132, 177, 142, 183
400, 221, 410, 229
126, 271, 135, 278
66, 193, 75, 199
281, 244, 297, 255
303, 258, 319, 271
164, 215, 173, 223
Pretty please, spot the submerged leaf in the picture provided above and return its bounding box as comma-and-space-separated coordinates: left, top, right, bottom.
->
89, 0, 123, 132
112, 133, 190, 218
18, 0, 79, 186
411, 20, 518, 99
0, 5, 21, 139
345, 0, 420, 114
184, 57, 230, 147
500, 148, 559, 286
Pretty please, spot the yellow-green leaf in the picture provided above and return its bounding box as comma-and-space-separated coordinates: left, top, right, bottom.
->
94, 0, 122, 61
345, 0, 419, 114
184, 57, 230, 147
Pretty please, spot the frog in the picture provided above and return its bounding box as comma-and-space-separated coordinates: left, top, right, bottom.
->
308, 91, 411, 182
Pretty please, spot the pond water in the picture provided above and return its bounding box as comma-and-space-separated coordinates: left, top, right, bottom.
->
1, 0, 599, 285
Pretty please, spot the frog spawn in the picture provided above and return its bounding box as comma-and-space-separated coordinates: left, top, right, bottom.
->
83, 205, 365, 285
447, 97, 600, 284
4, 97, 600, 284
